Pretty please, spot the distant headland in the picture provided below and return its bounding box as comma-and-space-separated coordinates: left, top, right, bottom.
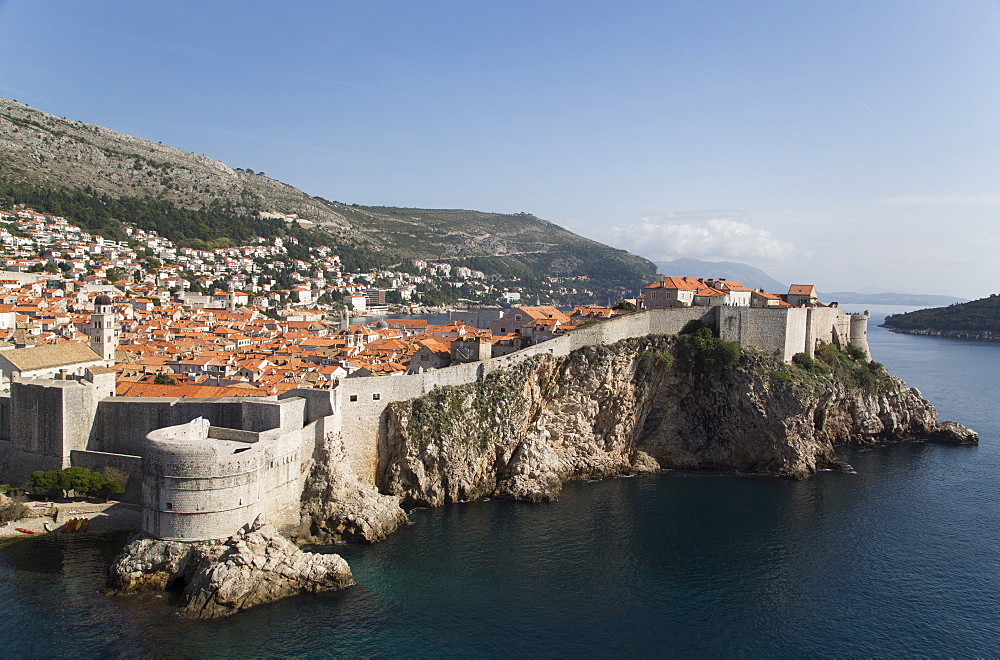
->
881, 294, 1000, 340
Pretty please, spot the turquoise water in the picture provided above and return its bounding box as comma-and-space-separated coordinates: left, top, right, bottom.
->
2, 306, 999, 656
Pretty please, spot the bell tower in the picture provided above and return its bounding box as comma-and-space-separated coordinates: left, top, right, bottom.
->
89, 293, 119, 362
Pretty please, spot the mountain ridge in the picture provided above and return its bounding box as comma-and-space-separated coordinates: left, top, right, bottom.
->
0, 97, 656, 299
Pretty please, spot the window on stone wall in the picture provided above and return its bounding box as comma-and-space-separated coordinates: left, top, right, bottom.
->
166, 503, 172, 510
349, 394, 358, 402
373, 393, 380, 400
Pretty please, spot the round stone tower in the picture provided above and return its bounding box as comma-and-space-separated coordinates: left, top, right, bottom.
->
141, 419, 265, 541
849, 312, 871, 360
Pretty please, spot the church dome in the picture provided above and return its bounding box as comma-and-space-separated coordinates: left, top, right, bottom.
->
94, 294, 113, 307
375, 319, 389, 329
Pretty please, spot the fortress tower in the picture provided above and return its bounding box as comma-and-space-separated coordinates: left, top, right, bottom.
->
89, 293, 119, 362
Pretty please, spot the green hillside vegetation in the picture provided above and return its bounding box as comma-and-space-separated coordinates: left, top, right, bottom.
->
0, 180, 309, 247
882, 295, 1000, 335
0, 96, 657, 300
326, 202, 656, 294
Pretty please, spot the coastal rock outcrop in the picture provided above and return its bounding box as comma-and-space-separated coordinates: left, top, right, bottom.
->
106, 515, 353, 618
380, 344, 664, 506
296, 434, 410, 543
380, 335, 977, 503
106, 536, 195, 593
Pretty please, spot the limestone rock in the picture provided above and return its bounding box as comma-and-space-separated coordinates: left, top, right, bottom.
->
179, 516, 353, 619
105, 535, 197, 593
381, 341, 677, 505
380, 336, 978, 502
297, 434, 410, 543
106, 516, 354, 618
927, 420, 979, 445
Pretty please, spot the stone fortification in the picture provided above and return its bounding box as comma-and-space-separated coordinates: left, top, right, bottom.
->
379, 334, 975, 506
0, 307, 872, 545
95, 395, 305, 457
141, 416, 312, 542
332, 307, 870, 483
0, 369, 114, 484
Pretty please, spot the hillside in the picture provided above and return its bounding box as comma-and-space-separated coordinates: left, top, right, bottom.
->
0, 97, 655, 298
881, 295, 1000, 339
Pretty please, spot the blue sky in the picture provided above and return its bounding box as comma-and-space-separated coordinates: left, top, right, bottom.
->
1, 1, 998, 298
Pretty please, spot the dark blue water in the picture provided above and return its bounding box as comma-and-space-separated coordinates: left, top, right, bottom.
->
3, 305, 999, 656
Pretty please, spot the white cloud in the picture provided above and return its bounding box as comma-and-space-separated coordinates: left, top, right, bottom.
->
606, 211, 794, 262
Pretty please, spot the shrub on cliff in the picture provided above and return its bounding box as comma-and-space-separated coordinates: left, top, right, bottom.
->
679, 319, 712, 336
678, 327, 740, 371
791, 352, 826, 374
813, 342, 889, 392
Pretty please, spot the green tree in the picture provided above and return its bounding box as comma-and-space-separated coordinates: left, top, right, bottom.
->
31, 467, 114, 499
99, 467, 127, 502
153, 373, 177, 385
60, 466, 106, 496
30, 470, 61, 497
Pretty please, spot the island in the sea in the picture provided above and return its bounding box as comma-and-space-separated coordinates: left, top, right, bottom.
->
0, 276, 977, 617
881, 294, 1000, 340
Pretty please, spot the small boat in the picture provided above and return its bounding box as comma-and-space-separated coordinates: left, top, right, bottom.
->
58, 518, 77, 532
14, 528, 35, 534
42, 522, 53, 532
79, 519, 89, 532
73, 518, 85, 531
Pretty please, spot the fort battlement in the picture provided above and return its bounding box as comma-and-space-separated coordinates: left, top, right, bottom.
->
0, 306, 869, 541
330, 306, 869, 482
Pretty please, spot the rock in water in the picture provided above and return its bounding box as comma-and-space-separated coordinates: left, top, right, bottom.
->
180, 516, 353, 619
926, 420, 979, 445
106, 536, 195, 593
106, 515, 353, 618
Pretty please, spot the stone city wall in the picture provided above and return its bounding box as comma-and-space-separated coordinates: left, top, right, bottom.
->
330, 307, 870, 483
0, 306, 870, 537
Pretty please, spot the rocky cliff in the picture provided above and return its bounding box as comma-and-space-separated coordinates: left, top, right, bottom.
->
379, 334, 976, 505
295, 434, 410, 544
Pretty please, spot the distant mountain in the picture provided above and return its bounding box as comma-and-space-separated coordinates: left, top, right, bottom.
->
822, 292, 968, 307
881, 295, 1000, 339
655, 258, 787, 293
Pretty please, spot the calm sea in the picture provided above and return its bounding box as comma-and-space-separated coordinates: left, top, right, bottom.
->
2, 305, 998, 657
